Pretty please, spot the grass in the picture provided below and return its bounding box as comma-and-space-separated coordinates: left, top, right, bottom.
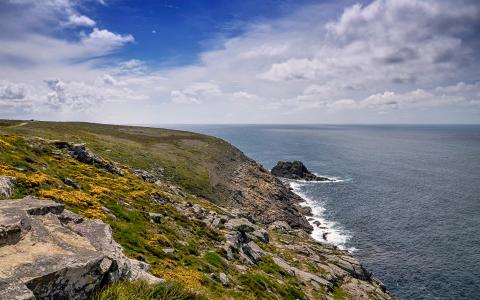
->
238, 272, 305, 300
92, 280, 207, 300
332, 286, 349, 300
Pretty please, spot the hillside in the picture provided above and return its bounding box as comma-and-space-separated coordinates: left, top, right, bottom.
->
0, 120, 393, 299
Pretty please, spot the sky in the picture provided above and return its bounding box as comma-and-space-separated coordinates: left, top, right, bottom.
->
0, 0, 479, 124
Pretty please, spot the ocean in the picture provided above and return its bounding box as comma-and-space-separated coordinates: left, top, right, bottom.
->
161, 124, 480, 300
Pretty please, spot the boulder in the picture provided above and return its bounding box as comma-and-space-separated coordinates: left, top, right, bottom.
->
270, 161, 330, 181
219, 272, 229, 286
224, 218, 256, 233
241, 241, 265, 263
0, 196, 160, 300
250, 229, 269, 243
63, 177, 81, 190
0, 176, 16, 197
54, 142, 124, 176
271, 256, 332, 290
268, 220, 291, 233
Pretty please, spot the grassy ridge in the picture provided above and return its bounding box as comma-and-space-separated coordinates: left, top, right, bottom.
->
1, 121, 238, 199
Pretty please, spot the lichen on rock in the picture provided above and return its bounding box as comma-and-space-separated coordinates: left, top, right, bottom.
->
0, 196, 160, 300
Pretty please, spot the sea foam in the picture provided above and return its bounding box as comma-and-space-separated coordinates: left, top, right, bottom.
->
289, 179, 355, 252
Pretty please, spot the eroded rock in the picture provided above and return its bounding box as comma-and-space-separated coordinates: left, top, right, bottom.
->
0, 196, 160, 300
271, 160, 331, 181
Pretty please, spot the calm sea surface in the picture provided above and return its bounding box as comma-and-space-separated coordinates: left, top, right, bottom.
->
161, 124, 480, 300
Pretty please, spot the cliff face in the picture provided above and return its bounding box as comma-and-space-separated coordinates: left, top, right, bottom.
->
0, 120, 393, 300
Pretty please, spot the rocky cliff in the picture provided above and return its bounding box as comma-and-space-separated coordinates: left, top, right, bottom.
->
0, 120, 394, 299
0, 197, 159, 300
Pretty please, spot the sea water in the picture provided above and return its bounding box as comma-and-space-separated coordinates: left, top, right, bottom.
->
161, 124, 480, 300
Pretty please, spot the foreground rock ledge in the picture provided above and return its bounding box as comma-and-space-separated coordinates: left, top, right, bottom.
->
0, 196, 160, 300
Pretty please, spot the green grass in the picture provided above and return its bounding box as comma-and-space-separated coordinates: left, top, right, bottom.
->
238, 272, 305, 300
332, 286, 349, 300
92, 280, 207, 300
203, 251, 227, 269
0, 121, 237, 200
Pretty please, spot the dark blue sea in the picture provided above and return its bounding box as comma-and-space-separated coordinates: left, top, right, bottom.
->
162, 124, 480, 300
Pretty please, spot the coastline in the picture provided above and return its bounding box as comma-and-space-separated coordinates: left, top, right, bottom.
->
286, 177, 356, 252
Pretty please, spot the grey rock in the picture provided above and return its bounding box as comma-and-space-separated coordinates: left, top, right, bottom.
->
0, 196, 160, 300
224, 218, 256, 233
147, 212, 162, 224
219, 272, 229, 286
241, 241, 265, 263
162, 248, 176, 254
268, 220, 291, 233
271, 256, 332, 290
63, 177, 81, 189
327, 256, 371, 280
251, 228, 269, 243
133, 169, 163, 183
54, 142, 124, 176
271, 160, 331, 181
0, 176, 16, 197
0, 279, 35, 300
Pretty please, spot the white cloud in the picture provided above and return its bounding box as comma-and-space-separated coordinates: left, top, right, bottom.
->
0, 0, 479, 123
82, 28, 134, 51
171, 82, 221, 104
66, 15, 96, 27
0, 81, 27, 100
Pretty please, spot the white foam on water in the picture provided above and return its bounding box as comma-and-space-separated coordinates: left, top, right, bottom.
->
289, 180, 356, 252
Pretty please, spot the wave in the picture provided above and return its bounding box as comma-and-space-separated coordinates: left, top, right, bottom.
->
289, 180, 356, 252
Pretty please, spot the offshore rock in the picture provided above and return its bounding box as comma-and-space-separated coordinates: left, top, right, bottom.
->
271, 160, 331, 181
0, 196, 160, 300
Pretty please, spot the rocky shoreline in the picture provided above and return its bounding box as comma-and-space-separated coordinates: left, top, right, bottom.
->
0, 122, 393, 299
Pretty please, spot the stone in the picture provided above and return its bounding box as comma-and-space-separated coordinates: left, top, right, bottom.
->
0, 196, 160, 300
270, 160, 331, 181
327, 256, 371, 280
54, 142, 124, 176
271, 257, 295, 276
268, 220, 291, 233
162, 248, 176, 254
63, 177, 81, 189
0, 176, 16, 197
219, 272, 229, 286
271, 256, 332, 290
147, 212, 162, 224
251, 229, 269, 243
133, 169, 163, 183
225, 218, 256, 233
241, 241, 265, 263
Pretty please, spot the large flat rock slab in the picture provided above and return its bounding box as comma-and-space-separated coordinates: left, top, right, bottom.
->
0, 196, 160, 300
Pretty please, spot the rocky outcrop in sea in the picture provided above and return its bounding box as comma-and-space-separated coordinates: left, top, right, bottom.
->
271, 160, 331, 181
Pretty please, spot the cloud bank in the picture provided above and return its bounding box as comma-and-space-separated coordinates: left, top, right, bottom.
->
0, 0, 479, 123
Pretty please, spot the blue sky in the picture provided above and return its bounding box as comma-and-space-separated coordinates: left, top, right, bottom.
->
0, 0, 479, 124
93, 0, 325, 65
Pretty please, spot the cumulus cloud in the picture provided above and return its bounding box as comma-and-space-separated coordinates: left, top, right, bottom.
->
66, 15, 96, 27
171, 82, 222, 104
81, 28, 134, 51
0, 0, 479, 123
0, 81, 27, 100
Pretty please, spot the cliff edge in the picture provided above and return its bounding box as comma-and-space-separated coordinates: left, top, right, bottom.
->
0, 120, 393, 299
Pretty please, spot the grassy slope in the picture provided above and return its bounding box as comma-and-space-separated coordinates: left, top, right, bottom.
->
1, 120, 240, 199
0, 120, 319, 299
